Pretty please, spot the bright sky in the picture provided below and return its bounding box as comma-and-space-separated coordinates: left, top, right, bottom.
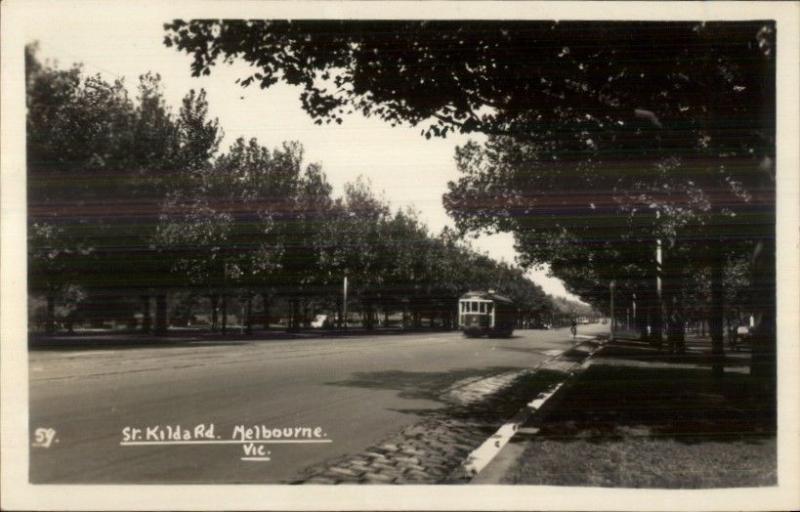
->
25, 12, 580, 301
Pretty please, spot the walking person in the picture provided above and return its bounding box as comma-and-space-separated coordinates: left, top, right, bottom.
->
570, 318, 577, 340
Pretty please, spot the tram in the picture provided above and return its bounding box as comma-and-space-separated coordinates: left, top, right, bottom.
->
458, 290, 517, 338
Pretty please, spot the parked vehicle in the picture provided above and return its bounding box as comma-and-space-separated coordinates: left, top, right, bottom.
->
310, 314, 332, 329
731, 325, 753, 351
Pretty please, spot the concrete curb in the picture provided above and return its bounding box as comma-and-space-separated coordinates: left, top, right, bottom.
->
461, 335, 608, 482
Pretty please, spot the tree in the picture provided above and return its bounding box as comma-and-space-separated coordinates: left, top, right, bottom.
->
27, 44, 223, 334
164, 20, 775, 374
323, 178, 391, 328
130, 83, 222, 333
278, 156, 336, 329
27, 44, 138, 331
28, 40, 571, 339
163, 21, 772, 153
373, 207, 431, 327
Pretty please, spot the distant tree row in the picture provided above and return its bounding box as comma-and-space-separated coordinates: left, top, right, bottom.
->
26, 45, 563, 335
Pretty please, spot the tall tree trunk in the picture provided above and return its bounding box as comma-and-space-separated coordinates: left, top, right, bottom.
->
155, 293, 168, 335
141, 295, 151, 333
747, 155, 776, 404
220, 295, 228, 334
245, 295, 253, 334
663, 248, 686, 353
666, 295, 686, 353
636, 283, 651, 342
46, 294, 55, 334
749, 237, 776, 396
635, 291, 649, 342
65, 311, 75, 334
709, 241, 725, 378
303, 300, 311, 328
725, 314, 734, 347
261, 293, 270, 330
210, 294, 219, 331
288, 300, 296, 330
364, 302, 374, 330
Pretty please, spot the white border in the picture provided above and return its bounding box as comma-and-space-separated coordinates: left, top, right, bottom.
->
2, 1, 798, 510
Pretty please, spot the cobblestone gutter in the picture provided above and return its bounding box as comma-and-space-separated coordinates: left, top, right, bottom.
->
291, 340, 600, 484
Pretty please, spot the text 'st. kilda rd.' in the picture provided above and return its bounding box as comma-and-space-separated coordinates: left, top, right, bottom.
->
120, 424, 330, 443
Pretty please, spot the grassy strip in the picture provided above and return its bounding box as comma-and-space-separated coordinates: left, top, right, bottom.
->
503, 435, 776, 488
503, 363, 776, 488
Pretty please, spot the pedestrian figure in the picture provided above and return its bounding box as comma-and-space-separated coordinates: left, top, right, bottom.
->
570, 318, 577, 339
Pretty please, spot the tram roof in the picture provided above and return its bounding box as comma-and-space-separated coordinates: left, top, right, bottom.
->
459, 290, 514, 304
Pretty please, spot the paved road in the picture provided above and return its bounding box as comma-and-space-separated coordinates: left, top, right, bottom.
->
29, 324, 607, 483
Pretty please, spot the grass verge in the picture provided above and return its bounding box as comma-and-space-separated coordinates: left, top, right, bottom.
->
501, 362, 776, 488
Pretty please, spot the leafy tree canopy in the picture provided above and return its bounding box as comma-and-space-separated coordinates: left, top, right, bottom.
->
164, 20, 773, 150
164, 19, 775, 244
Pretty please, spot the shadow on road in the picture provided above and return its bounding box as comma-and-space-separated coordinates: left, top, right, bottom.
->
328, 366, 521, 404
28, 334, 252, 351
28, 327, 456, 352
329, 366, 569, 422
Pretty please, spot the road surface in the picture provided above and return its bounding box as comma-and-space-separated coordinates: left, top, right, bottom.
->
29, 324, 607, 483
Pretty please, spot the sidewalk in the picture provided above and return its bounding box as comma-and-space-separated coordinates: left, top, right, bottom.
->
473, 335, 777, 488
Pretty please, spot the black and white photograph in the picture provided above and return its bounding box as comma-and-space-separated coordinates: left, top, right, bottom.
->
1, 1, 799, 510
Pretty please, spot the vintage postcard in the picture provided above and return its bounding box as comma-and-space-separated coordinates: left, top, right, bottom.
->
1, 1, 798, 510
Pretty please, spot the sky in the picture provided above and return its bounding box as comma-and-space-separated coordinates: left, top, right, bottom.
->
25, 12, 581, 301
